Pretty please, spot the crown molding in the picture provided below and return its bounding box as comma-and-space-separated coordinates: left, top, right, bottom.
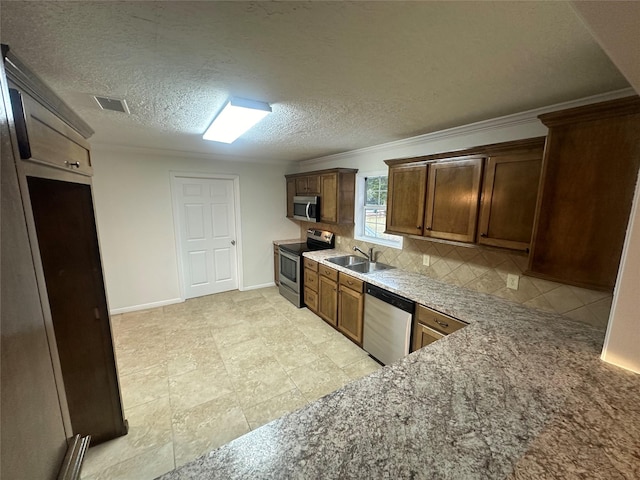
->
299, 88, 636, 167
89, 142, 293, 166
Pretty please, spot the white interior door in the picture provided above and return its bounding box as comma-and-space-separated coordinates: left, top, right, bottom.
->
173, 176, 238, 299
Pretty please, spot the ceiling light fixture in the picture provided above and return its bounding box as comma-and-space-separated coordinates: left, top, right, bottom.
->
203, 97, 272, 143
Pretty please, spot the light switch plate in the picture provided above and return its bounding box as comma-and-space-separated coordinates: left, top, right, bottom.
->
507, 274, 520, 290
423, 254, 430, 266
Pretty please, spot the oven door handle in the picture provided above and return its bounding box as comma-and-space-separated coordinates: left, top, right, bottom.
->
305, 202, 311, 221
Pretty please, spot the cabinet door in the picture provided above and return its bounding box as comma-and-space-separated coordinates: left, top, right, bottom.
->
411, 322, 445, 352
318, 275, 338, 326
286, 178, 296, 218
320, 173, 338, 223
477, 151, 542, 251
304, 287, 318, 313
529, 109, 640, 290
424, 158, 483, 242
338, 285, 364, 345
386, 164, 427, 235
306, 175, 320, 195
304, 268, 318, 292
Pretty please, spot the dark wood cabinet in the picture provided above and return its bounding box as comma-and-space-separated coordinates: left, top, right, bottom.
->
286, 178, 296, 218
285, 168, 357, 225
28, 177, 127, 444
424, 157, 483, 243
528, 97, 640, 290
337, 273, 364, 345
386, 163, 427, 235
477, 142, 544, 251
385, 138, 546, 251
317, 264, 338, 326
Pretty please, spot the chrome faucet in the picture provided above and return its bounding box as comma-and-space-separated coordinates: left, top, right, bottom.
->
353, 246, 375, 262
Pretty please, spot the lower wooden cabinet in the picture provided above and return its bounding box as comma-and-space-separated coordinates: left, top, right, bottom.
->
337, 273, 364, 345
318, 274, 338, 326
303, 258, 319, 314
412, 304, 467, 352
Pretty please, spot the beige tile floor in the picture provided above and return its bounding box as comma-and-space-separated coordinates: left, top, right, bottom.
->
81, 287, 381, 480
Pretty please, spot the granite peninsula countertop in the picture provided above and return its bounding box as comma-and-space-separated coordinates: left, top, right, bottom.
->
158, 249, 640, 479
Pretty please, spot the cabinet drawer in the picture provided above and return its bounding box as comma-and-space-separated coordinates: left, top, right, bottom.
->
10, 89, 93, 176
415, 304, 466, 335
338, 272, 364, 292
304, 269, 318, 292
304, 257, 318, 272
318, 264, 338, 281
304, 287, 318, 312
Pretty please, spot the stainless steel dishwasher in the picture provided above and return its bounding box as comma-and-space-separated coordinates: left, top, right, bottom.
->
363, 284, 415, 365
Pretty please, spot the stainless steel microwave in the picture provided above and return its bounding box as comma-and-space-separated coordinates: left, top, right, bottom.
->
293, 196, 320, 222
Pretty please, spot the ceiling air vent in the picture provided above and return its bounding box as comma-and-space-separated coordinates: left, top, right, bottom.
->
93, 96, 130, 114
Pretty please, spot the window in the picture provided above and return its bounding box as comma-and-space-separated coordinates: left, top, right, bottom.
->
354, 172, 403, 249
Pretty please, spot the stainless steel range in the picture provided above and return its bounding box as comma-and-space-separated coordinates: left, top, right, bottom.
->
279, 229, 335, 307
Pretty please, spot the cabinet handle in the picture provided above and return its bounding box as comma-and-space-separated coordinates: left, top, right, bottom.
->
347, 280, 353, 285
480, 233, 487, 238
65, 161, 81, 168
435, 319, 449, 328
417, 226, 422, 230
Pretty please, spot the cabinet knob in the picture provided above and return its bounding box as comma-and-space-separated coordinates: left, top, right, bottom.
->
417, 226, 422, 229
425, 226, 432, 231
480, 233, 487, 238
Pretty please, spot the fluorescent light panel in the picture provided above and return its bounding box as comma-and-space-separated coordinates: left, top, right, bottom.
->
203, 97, 272, 143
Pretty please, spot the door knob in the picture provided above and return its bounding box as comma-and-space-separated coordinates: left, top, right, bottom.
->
231, 240, 236, 246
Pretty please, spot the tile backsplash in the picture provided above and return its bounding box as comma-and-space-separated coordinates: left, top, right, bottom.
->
301, 222, 612, 329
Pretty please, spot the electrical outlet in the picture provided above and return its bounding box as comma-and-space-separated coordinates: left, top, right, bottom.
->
507, 274, 520, 290
423, 254, 430, 266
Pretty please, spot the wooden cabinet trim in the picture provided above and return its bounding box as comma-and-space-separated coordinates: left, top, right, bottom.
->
384, 137, 546, 167
538, 96, 640, 127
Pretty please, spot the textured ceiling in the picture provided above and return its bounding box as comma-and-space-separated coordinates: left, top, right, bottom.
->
0, 1, 629, 163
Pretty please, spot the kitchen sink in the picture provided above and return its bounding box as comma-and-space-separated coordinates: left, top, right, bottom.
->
346, 261, 395, 274
326, 255, 368, 267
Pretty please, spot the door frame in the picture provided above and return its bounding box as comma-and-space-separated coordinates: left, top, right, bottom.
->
170, 172, 244, 301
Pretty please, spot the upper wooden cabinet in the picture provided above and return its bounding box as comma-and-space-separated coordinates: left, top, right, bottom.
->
386, 163, 427, 235
386, 156, 483, 242
527, 97, 640, 290
477, 142, 544, 251
295, 174, 320, 195
385, 138, 545, 250
424, 157, 483, 243
286, 178, 296, 218
285, 168, 357, 225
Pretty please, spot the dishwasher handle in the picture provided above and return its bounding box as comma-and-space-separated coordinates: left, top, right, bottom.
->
365, 284, 415, 314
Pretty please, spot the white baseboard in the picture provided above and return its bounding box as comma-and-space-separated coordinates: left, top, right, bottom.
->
110, 297, 184, 315
240, 282, 276, 291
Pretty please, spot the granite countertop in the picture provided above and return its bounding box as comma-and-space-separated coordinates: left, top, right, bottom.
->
159, 249, 640, 479
272, 238, 305, 246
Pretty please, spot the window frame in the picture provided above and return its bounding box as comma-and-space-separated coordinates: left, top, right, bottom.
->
354, 171, 403, 249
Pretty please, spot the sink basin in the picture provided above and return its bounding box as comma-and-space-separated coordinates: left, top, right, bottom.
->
346, 261, 395, 274
326, 255, 367, 267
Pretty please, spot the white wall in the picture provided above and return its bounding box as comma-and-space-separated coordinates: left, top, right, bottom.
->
91, 146, 300, 313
